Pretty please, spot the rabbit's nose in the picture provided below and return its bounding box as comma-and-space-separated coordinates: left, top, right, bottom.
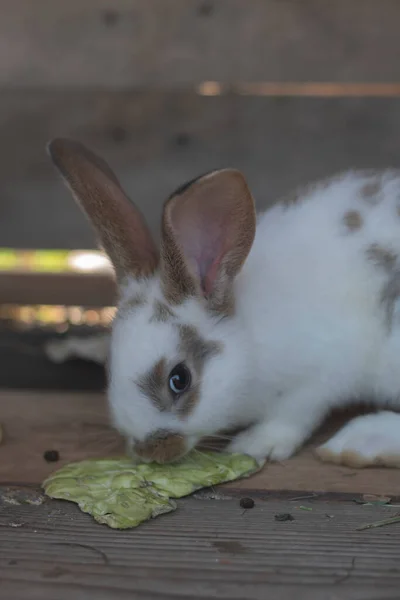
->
134, 429, 187, 464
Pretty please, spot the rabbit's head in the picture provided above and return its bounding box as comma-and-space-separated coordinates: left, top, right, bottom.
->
48, 139, 256, 463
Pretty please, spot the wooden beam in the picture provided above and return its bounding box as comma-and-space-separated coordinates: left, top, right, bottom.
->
0, 273, 116, 306
2, 92, 400, 248
1, 390, 400, 496
2, 1, 400, 86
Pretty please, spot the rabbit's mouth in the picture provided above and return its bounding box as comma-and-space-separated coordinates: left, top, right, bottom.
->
130, 429, 189, 464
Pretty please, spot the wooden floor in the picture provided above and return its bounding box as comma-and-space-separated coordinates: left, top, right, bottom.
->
2, 490, 400, 598
2, 390, 400, 598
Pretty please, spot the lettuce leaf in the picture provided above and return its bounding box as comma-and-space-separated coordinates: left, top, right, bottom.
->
43, 451, 260, 529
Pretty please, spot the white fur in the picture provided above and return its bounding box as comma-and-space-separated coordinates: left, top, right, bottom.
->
109, 170, 400, 462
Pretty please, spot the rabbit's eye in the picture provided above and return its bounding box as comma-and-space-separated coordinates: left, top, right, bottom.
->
169, 363, 191, 396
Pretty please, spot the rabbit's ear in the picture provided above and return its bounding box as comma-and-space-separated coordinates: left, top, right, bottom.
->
47, 138, 158, 281
161, 169, 256, 314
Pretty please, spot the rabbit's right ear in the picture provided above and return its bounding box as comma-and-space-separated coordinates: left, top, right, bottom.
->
47, 139, 158, 281
160, 169, 256, 314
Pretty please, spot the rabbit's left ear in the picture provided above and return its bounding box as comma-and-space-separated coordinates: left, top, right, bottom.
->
161, 169, 256, 314
47, 138, 158, 282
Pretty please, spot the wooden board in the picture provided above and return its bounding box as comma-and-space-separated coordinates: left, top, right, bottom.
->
2, 492, 400, 598
3, 93, 400, 248
0, 273, 116, 306
2, 1, 400, 87
0, 273, 117, 307
1, 390, 400, 496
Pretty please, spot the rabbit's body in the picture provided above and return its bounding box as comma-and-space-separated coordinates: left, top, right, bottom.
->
48, 139, 400, 467
228, 171, 400, 459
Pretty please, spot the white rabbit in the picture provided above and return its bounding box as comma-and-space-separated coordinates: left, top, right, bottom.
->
48, 138, 400, 466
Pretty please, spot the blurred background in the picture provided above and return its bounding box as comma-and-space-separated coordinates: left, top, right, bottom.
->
0, 0, 399, 391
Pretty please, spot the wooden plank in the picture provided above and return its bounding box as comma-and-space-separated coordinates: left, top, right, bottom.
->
2, 390, 400, 496
0, 391, 122, 486
215, 83, 400, 97
3, 92, 400, 249
2, 493, 400, 598
2, 1, 400, 87
0, 273, 116, 306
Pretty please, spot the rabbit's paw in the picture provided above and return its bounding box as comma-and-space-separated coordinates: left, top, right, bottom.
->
228, 421, 307, 464
316, 411, 400, 468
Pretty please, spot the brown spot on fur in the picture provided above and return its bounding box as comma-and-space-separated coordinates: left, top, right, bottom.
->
151, 301, 175, 323
366, 244, 397, 272
137, 358, 167, 410
178, 325, 222, 371
360, 179, 382, 205
343, 210, 363, 231
134, 429, 186, 463
117, 293, 146, 318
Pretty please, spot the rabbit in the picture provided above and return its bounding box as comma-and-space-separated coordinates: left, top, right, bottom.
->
48, 138, 400, 467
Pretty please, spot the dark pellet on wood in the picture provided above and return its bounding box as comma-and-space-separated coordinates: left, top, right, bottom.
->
198, 1, 214, 16
43, 450, 60, 463
274, 513, 294, 522
240, 497, 255, 509
110, 126, 128, 143
175, 133, 191, 147
102, 10, 119, 26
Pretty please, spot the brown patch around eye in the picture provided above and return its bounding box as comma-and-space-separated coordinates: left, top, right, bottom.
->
136, 357, 166, 410
178, 324, 222, 370
151, 300, 175, 323
175, 324, 222, 417
366, 244, 397, 272
343, 210, 363, 231
134, 430, 186, 463
360, 179, 382, 204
